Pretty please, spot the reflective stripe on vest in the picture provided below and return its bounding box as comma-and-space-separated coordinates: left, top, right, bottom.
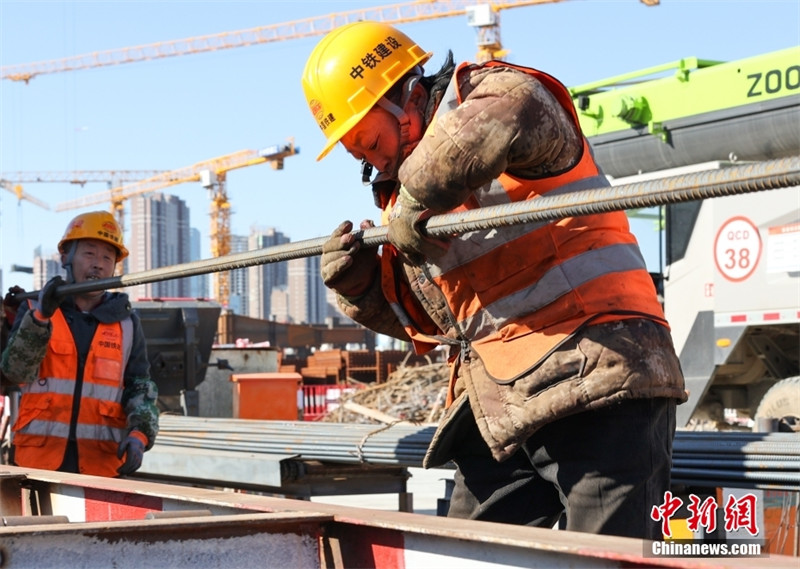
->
381, 61, 666, 380
14, 418, 123, 442
13, 307, 131, 476
22, 374, 128, 402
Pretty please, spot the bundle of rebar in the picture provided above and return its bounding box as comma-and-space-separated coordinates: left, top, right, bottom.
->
154, 416, 799, 491
155, 415, 437, 467
671, 430, 800, 491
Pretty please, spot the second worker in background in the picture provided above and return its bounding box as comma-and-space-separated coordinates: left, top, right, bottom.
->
1, 211, 159, 477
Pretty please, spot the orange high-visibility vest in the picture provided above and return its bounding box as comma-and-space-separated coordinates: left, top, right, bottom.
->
381, 61, 667, 382
12, 308, 129, 477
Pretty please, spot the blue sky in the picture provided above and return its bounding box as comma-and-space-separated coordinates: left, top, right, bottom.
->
1, 0, 798, 293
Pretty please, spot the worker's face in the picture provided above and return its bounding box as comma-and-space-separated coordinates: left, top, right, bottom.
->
67, 239, 118, 289
340, 105, 404, 176
341, 83, 428, 179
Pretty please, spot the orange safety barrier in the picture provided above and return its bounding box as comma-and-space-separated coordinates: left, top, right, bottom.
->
302, 384, 362, 421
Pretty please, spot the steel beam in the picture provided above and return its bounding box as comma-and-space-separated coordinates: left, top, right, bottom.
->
1, 466, 795, 569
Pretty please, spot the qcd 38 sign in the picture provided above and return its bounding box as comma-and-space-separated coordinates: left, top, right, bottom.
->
714, 216, 762, 282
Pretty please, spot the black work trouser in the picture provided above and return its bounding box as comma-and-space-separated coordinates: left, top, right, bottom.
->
446, 397, 677, 540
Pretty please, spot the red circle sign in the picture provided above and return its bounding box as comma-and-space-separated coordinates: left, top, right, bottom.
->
714, 216, 762, 282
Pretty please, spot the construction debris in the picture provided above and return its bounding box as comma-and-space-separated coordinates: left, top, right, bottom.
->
322, 362, 450, 425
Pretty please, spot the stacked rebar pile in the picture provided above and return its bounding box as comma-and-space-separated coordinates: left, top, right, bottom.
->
154, 416, 799, 490
671, 430, 800, 491
155, 415, 437, 468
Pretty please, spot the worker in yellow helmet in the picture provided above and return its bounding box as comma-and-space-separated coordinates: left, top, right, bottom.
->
1, 211, 159, 477
303, 21, 686, 539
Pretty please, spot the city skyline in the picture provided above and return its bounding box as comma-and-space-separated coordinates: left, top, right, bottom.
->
22, 192, 346, 327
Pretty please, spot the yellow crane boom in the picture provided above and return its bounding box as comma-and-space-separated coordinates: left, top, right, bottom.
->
1, 170, 168, 232
54, 143, 299, 306
0, 180, 50, 210
1, 1, 659, 82
1, 170, 167, 186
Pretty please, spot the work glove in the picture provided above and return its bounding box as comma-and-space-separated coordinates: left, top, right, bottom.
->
321, 220, 379, 299
117, 434, 145, 476
387, 186, 450, 263
2, 285, 25, 325
35, 276, 65, 320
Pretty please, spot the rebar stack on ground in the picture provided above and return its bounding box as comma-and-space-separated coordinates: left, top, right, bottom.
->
154, 416, 799, 491
155, 415, 437, 468
671, 430, 800, 492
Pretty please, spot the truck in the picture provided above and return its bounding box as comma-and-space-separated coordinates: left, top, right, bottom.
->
570, 46, 800, 431
131, 298, 222, 416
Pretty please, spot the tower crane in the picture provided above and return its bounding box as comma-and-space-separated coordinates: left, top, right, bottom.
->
0, 180, 50, 210
0, 171, 167, 228
54, 142, 299, 306
0, 180, 50, 279
1, 0, 659, 82
1, 170, 167, 186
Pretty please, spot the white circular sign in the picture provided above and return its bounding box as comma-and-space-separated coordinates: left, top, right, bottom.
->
714, 216, 762, 282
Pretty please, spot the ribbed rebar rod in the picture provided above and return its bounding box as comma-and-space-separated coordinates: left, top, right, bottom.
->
674, 440, 800, 456
420, 155, 800, 241
672, 458, 800, 471
20, 156, 800, 301
671, 468, 800, 484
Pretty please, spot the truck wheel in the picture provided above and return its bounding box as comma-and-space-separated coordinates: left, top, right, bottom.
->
754, 376, 800, 432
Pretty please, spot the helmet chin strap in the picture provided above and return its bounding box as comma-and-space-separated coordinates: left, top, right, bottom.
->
358, 69, 424, 207
376, 98, 411, 181
368, 69, 424, 182
61, 241, 78, 284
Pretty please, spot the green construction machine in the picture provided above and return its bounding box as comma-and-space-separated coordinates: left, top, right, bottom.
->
571, 46, 799, 177
571, 46, 800, 431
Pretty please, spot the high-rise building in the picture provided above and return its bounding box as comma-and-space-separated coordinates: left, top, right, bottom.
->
325, 287, 345, 321
185, 224, 354, 325
269, 286, 289, 323
227, 234, 249, 315
188, 228, 209, 299
247, 227, 289, 320
128, 193, 191, 301
287, 255, 326, 325
32, 246, 65, 289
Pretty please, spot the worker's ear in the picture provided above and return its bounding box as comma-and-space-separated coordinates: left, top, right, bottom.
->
404, 79, 428, 114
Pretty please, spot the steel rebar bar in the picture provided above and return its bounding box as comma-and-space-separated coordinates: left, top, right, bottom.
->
19, 155, 800, 301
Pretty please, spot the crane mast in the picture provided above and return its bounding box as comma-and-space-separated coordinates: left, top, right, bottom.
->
205, 170, 232, 306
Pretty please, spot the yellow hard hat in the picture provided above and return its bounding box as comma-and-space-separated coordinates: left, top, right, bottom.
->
302, 21, 432, 161
58, 211, 129, 261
